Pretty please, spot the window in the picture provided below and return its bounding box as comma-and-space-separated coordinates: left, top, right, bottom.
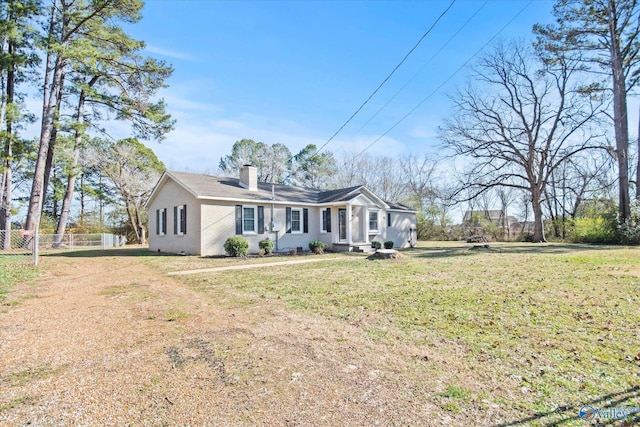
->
387, 212, 391, 227
321, 208, 332, 233
157, 208, 167, 235
291, 208, 302, 233
286, 207, 308, 234
243, 207, 256, 233
369, 211, 379, 232
174, 205, 187, 235
236, 205, 264, 235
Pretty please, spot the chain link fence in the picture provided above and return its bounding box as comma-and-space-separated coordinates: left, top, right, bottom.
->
38, 233, 126, 251
0, 230, 38, 266
0, 231, 126, 266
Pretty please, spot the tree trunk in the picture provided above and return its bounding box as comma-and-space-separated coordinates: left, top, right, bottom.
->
609, 1, 631, 222
54, 145, 80, 246
24, 57, 65, 232
42, 72, 65, 214
544, 187, 560, 239
79, 173, 85, 225
55, 78, 95, 246
531, 187, 546, 243
125, 197, 141, 244
1, 37, 15, 249
24, 1, 61, 232
136, 206, 146, 245
637, 104, 640, 200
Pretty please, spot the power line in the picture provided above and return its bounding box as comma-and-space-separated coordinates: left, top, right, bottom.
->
349, 0, 489, 140
315, 0, 456, 155
351, 0, 534, 160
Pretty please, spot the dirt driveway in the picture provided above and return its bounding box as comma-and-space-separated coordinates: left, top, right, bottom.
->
0, 252, 496, 426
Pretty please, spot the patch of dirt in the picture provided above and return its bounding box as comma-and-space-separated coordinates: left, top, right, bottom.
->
0, 253, 519, 425
366, 250, 406, 260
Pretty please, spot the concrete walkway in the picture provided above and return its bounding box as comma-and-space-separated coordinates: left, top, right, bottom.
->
167, 257, 345, 276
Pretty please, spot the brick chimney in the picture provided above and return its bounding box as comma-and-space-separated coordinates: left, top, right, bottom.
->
239, 165, 258, 191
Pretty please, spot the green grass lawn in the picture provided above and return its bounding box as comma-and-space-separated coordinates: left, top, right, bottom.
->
159, 242, 640, 426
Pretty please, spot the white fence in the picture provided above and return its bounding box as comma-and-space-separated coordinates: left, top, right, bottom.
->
38, 233, 126, 251
0, 230, 38, 266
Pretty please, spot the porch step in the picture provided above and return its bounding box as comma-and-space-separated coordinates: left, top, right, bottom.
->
332, 243, 373, 253
352, 243, 372, 253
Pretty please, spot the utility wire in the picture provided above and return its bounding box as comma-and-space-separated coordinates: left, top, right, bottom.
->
351, 0, 534, 160
315, 0, 456, 155
349, 0, 489, 139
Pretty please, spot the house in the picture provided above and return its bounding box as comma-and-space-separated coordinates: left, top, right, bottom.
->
462, 210, 536, 240
145, 165, 417, 256
462, 209, 519, 240
509, 221, 536, 237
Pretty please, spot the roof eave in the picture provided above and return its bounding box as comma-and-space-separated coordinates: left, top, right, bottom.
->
144, 171, 201, 209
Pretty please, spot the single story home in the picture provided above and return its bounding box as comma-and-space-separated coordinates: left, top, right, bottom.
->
145, 165, 417, 256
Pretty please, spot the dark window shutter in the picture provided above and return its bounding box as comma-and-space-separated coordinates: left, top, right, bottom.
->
182, 204, 187, 234
235, 205, 242, 235
387, 212, 391, 227
173, 206, 178, 234
258, 206, 264, 234
326, 208, 331, 232
303, 208, 309, 233
156, 209, 160, 235
286, 207, 292, 233
162, 209, 167, 234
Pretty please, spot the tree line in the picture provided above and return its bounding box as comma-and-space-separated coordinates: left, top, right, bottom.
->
221, 0, 640, 244
1, 0, 638, 246
0, 0, 172, 245
441, 0, 640, 243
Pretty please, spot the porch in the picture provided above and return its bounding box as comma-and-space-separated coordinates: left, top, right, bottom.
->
334, 202, 381, 250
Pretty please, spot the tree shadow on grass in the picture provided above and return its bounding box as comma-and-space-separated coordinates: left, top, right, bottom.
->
494, 385, 640, 426
40, 246, 171, 258
403, 243, 628, 259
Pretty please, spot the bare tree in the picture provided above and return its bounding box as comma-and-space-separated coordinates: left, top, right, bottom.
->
334, 153, 407, 202
87, 138, 164, 244
535, 0, 640, 221
399, 154, 439, 210
497, 188, 516, 240
441, 41, 605, 242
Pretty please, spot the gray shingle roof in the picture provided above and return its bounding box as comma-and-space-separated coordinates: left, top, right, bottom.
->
387, 201, 415, 211
163, 171, 415, 210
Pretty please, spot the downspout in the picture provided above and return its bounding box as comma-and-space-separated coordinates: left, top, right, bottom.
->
271, 184, 278, 252
347, 202, 353, 245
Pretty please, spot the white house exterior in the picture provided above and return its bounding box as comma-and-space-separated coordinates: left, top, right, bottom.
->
145, 166, 417, 256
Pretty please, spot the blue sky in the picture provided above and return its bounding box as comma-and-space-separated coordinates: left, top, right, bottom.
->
120, 0, 561, 173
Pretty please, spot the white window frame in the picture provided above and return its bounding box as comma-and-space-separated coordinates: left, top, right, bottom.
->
369, 210, 379, 233
321, 209, 329, 233
177, 206, 186, 235
243, 206, 257, 234
291, 208, 303, 234
159, 208, 167, 235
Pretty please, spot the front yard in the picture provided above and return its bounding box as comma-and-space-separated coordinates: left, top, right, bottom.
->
1, 242, 638, 425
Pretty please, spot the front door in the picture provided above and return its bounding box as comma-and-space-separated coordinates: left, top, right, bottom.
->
338, 208, 347, 241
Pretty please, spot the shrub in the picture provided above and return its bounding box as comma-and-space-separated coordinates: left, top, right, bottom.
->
371, 241, 382, 250
259, 238, 274, 254
384, 241, 394, 249
618, 199, 640, 245
223, 236, 249, 257
309, 240, 326, 254
570, 217, 618, 244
